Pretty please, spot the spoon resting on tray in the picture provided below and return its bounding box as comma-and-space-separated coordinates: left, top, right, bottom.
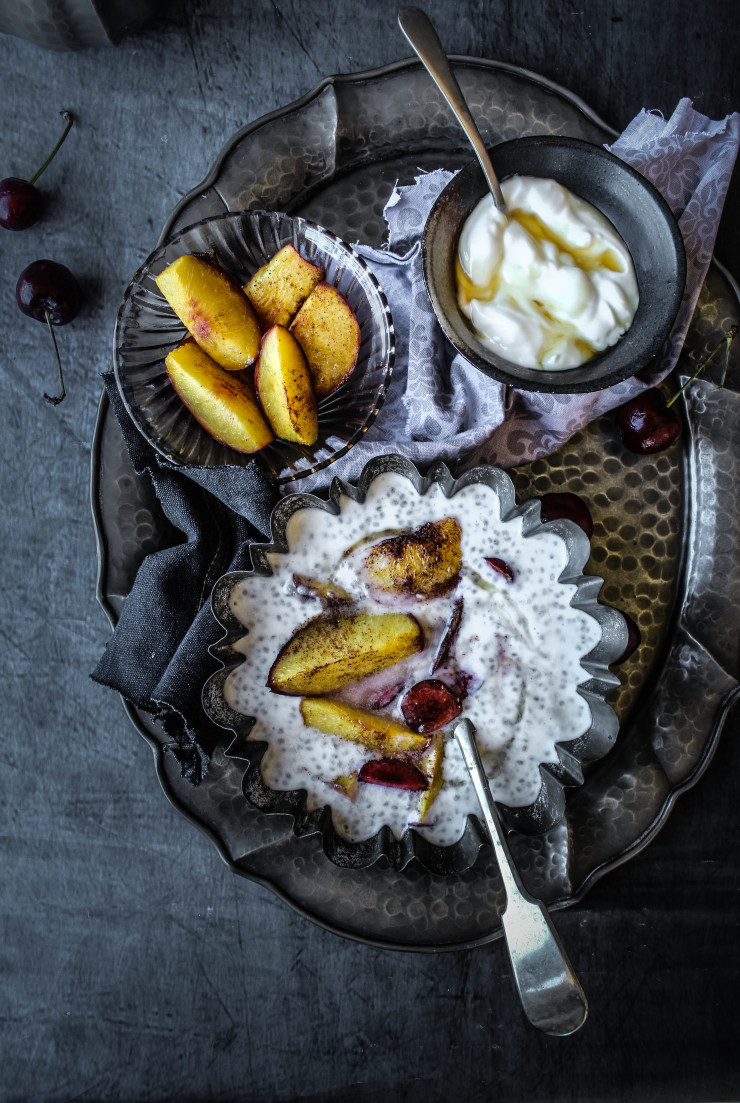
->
397, 6, 509, 215
454, 718, 588, 1036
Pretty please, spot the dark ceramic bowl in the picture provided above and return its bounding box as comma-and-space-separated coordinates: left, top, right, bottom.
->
202, 454, 627, 875
423, 136, 686, 394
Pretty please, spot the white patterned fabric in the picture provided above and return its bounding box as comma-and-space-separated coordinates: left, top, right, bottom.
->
291, 100, 739, 490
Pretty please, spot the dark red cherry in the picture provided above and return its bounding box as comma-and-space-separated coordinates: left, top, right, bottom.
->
358, 759, 428, 791
0, 111, 74, 231
16, 260, 81, 324
615, 389, 681, 454
539, 492, 593, 539
622, 328, 737, 450
401, 679, 462, 734
16, 260, 82, 405
484, 556, 515, 582
614, 612, 641, 665
0, 178, 43, 231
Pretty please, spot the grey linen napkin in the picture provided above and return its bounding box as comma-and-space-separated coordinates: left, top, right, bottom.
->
290, 98, 740, 491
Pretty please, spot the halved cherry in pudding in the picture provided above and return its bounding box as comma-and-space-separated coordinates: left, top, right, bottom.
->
401, 679, 463, 734
358, 759, 428, 791
484, 556, 515, 582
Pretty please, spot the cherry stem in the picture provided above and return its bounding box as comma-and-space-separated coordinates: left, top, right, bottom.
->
719, 324, 738, 387
665, 325, 737, 408
43, 310, 66, 406
29, 110, 74, 187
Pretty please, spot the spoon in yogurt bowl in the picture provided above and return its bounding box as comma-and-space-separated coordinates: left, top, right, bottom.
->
454, 718, 588, 1036
397, 7, 509, 216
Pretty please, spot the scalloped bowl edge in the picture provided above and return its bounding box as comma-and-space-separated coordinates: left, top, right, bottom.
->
203, 453, 628, 874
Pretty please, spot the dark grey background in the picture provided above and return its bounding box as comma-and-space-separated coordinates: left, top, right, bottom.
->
1, 2, 738, 1101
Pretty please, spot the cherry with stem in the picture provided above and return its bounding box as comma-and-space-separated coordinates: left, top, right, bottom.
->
0, 111, 74, 231
616, 325, 737, 454
16, 260, 82, 405
42, 315, 66, 406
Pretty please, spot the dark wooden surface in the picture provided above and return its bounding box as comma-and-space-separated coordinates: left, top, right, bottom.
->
1, 2, 739, 1100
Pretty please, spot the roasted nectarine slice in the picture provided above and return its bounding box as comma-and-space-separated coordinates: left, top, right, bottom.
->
418, 735, 445, 822
364, 517, 462, 599
267, 612, 424, 696
300, 698, 428, 755
165, 339, 274, 454
327, 772, 359, 800
289, 281, 360, 399
254, 325, 318, 445
244, 244, 324, 329
156, 254, 262, 371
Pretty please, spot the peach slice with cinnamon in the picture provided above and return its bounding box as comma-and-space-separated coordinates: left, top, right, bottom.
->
165, 339, 273, 454
300, 698, 428, 756
363, 517, 462, 599
244, 244, 324, 329
418, 735, 445, 822
267, 612, 424, 696
327, 772, 359, 800
254, 325, 318, 445
156, 254, 262, 371
289, 281, 360, 399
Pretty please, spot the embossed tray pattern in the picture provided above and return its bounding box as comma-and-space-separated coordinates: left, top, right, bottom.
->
91, 58, 740, 950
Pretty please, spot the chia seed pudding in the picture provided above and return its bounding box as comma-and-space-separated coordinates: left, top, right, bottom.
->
224, 471, 602, 847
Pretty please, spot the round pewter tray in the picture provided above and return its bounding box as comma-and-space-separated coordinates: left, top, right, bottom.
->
91, 57, 740, 950
203, 455, 627, 874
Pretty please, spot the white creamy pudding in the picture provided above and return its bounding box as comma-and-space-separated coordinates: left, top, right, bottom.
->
456, 176, 639, 370
224, 472, 602, 847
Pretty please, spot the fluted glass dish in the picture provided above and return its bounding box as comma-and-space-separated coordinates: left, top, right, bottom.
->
113, 210, 394, 484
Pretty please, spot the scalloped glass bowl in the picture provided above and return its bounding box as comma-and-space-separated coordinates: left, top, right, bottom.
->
202, 454, 629, 875
113, 210, 395, 484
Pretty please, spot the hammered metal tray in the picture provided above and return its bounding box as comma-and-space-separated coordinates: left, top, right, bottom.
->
91, 57, 740, 951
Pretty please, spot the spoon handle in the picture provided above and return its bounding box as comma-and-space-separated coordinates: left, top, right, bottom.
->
455, 719, 588, 1036
397, 7, 508, 213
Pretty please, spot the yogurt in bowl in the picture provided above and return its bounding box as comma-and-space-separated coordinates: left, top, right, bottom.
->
423, 136, 686, 394
457, 176, 639, 370
204, 455, 628, 874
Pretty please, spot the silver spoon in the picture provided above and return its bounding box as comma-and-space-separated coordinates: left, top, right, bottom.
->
398, 6, 509, 215
454, 718, 588, 1035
